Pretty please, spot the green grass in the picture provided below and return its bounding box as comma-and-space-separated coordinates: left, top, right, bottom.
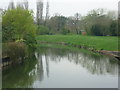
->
36, 35, 118, 51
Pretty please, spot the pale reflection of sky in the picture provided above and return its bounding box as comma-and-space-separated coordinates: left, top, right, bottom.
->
0, 0, 119, 17
32, 53, 118, 88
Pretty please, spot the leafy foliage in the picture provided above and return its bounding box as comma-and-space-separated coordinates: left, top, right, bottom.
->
61, 28, 70, 35
109, 21, 117, 36
37, 25, 49, 35
80, 9, 117, 36
41, 9, 117, 36
47, 16, 68, 34
2, 7, 36, 42
91, 24, 105, 36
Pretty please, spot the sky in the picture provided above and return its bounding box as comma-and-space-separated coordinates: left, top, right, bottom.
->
0, 0, 119, 17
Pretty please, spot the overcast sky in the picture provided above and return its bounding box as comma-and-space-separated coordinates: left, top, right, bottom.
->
0, 0, 119, 17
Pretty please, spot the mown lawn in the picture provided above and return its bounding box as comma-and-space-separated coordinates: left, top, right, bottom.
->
36, 35, 118, 51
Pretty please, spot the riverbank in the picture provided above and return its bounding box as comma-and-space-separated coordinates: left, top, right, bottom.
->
36, 35, 120, 60
2, 42, 27, 68
1, 41, 37, 69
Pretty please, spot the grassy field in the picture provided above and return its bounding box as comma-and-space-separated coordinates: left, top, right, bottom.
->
36, 35, 118, 51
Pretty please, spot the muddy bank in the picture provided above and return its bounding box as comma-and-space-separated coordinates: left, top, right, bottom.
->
39, 41, 120, 60
99, 50, 120, 60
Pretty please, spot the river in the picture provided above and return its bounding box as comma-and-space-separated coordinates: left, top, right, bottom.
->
2, 46, 119, 88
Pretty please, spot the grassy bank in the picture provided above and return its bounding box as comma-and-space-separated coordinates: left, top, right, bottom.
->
36, 35, 118, 51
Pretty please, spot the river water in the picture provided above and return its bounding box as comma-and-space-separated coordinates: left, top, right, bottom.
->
2, 46, 119, 88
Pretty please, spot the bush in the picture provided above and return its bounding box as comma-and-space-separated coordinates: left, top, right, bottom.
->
37, 25, 49, 35
109, 21, 117, 36
61, 28, 70, 35
91, 24, 105, 36
2, 42, 27, 64
2, 7, 36, 42
23, 34, 37, 55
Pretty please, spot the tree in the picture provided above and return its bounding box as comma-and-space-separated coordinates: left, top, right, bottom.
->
37, 25, 49, 35
74, 13, 81, 34
45, 1, 49, 26
47, 15, 67, 34
65, 16, 76, 34
2, 7, 36, 42
80, 9, 116, 36
23, 0, 29, 10
8, 0, 15, 10
80, 9, 102, 35
36, 0, 44, 25
91, 24, 105, 36
109, 21, 117, 36
107, 11, 117, 20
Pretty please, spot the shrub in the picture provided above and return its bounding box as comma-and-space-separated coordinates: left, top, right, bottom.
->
37, 25, 49, 35
2, 42, 27, 64
61, 28, 70, 35
2, 7, 36, 42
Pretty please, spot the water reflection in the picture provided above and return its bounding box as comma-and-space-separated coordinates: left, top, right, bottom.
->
3, 47, 119, 88
2, 56, 38, 88
36, 47, 118, 76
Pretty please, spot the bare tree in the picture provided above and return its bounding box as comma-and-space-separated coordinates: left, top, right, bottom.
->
74, 13, 81, 34
23, 0, 29, 10
16, 1, 28, 10
36, 0, 44, 25
16, 2, 24, 9
45, 1, 49, 26
8, 0, 15, 9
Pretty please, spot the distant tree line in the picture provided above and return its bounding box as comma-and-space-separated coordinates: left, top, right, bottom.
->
35, 1, 118, 36
38, 8, 118, 36
2, 0, 118, 37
